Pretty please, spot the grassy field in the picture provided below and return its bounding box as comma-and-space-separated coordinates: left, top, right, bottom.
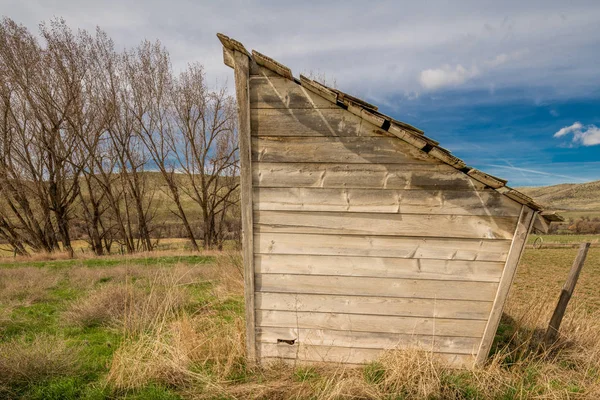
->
527, 234, 600, 246
0, 238, 210, 258
1, 245, 600, 399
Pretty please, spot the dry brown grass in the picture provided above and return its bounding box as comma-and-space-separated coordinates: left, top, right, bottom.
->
63, 284, 136, 328
516, 247, 600, 310
107, 314, 246, 394
0, 334, 81, 386
7, 250, 74, 262
64, 271, 191, 334
106, 252, 246, 393
0, 267, 61, 306
105, 285, 600, 399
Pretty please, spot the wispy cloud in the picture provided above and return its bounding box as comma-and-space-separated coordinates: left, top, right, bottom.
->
484, 164, 589, 183
554, 122, 600, 146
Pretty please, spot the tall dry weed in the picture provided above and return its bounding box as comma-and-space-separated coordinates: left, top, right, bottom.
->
64, 270, 190, 334
107, 314, 245, 393
106, 253, 247, 394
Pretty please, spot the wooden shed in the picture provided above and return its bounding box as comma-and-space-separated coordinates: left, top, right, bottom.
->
217, 34, 561, 368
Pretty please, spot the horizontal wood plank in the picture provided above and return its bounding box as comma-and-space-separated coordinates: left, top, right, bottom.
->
255, 274, 498, 301
256, 310, 487, 336
255, 211, 518, 240
255, 254, 503, 282
252, 136, 434, 164
259, 343, 475, 367
253, 187, 522, 216
253, 163, 488, 190
251, 108, 390, 137
250, 75, 337, 109
255, 292, 492, 320
260, 353, 474, 369
255, 231, 511, 261
256, 327, 481, 354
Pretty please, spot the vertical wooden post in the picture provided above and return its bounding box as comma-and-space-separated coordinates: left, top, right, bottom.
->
232, 50, 256, 364
475, 206, 536, 366
544, 242, 591, 346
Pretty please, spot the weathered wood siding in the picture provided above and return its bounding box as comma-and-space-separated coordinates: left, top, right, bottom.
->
249, 66, 522, 367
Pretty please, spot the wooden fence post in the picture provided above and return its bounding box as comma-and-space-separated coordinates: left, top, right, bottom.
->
544, 242, 591, 346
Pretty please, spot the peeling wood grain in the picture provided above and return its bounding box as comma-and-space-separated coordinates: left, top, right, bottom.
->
259, 343, 475, 367
255, 254, 504, 282
250, 75, 337, 109
428, 147, 467, 169
476, 206, 536, 365
256, 309, 488, 336
257, 328, 481, 354
467, 169, 507, 189
254, 210, 519, 240
251, 108, 393, 137
232, 49, 256, 363
253, 187, 523, 216
299, 75, 338, 103
252, 50, 293, 79
255, 274, 498, 302
252, 136, 434, 163
254, 231, 511, 261
255, 293, 493, 320
253, 163, 493, 190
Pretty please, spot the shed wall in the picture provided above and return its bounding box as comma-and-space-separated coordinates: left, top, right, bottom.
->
249, 66, 522, 367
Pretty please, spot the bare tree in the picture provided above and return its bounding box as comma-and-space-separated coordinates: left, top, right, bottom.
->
0, 18, 79, 255
171, 64, 239, 250
0, 17, 239, 256
125, 40, 200, 251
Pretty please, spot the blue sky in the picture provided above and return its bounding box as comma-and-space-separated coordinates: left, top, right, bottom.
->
381, 88, 600, 186
4, 0, 599, 186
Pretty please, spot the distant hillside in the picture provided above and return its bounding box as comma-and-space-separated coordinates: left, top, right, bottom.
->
519, 180, 600, 218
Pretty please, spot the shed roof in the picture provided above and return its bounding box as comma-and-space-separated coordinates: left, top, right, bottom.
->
217, 33, 562, 225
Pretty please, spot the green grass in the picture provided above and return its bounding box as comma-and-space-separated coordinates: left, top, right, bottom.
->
0, 253, 232, 399
527, 233, 600, 245
0, 254, 214, 269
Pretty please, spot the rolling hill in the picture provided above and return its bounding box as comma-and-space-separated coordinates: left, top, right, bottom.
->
519, 179, 600, 219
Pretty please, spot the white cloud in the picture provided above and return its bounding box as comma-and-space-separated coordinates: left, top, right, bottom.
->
554, 122, 600, 146
554, 122, 583, 137
419, 64, 479, 90
419, 50, 528, 91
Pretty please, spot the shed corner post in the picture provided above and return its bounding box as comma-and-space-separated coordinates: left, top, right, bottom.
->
231, 49, 257, 365
475, 206, 537, 367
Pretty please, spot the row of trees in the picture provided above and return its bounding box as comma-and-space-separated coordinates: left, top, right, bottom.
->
565, 217, 600, 234
0, 18, 239, 257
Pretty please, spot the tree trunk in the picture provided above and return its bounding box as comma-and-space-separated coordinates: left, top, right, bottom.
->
168, 181, 199, 251
56, 208, 74, 258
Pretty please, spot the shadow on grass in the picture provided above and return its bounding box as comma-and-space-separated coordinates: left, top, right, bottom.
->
489, 312, 584, 368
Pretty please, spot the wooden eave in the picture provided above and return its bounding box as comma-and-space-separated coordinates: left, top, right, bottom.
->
217, 33, 563, 226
